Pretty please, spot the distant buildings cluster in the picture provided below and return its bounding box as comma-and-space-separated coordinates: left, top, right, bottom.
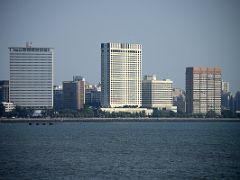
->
1, 42, 240, 117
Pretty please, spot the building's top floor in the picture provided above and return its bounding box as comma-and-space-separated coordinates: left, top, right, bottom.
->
186, 67, 222, 74
53, 85, 63, 90
9, 42, 54, 52
143, 75, 173, 83
73, 76, 85, 82
101, 42, 142, 50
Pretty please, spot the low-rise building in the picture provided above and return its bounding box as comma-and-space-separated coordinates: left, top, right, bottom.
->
101, 107, 153, 116
142, 75, 176, 112
2, 102, 15, 112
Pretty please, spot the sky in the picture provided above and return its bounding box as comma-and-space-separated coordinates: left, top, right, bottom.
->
0, 0, 239, 93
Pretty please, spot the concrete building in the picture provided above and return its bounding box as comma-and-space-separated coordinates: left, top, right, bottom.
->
0, 80, 9, 103
73, 76, 85, 108
85, 83, 101, 107
221, 80, 231, 111
53, 85, 63, 110
63, 76, 85, 110
186, 67, 222, 115
173, 88, 186, 113
234, 91, 240, 114
101, 43, 142, 108
221, 92, 233, 111
142, 75, 176, 112
9, 42, 53, 109
222, 81, 230, 93
101, 107, 153, 116
2, 102, 15, 112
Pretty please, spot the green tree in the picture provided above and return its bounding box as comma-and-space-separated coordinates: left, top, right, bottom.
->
206, 110, 217, 118
221, 110, 234, 118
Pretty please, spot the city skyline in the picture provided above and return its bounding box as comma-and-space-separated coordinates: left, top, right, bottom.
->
0, 0, 240, 93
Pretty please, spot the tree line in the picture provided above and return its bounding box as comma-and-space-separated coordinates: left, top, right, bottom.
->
0, 103, 239, 118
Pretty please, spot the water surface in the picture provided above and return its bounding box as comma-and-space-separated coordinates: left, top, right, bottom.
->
0, 122, 240, 179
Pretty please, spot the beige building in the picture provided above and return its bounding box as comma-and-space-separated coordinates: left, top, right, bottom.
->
63, 76, 85, 110
101, 43, 142, 107
142, 75, 176, 112
186, 67, 222, 115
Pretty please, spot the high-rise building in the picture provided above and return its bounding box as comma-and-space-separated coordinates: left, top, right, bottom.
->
234, 91, 240, 114
142, 75, 176, 111
85, 83, 101, 107
221, 80, 231, 111
53, 85, 63, 110
101, 43, 142, 107
222, 81, 230, 93
0, 80, 9, 103
73, 76, 85, 108
173, 88, 186, 113
9, 42, 53, 109
63, 76, 85, 109
221, 92, 233, 111
186, 67, 222, 115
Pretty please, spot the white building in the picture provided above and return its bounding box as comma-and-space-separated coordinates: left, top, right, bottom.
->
9, 42, 54, 109
101, 107, 153, 116
142, 75, 176, 112
101, 43, 142, 107
2, 102, 15, 112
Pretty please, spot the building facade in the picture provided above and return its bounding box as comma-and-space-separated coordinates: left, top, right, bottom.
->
142, 75, 176, 111
53, 85, 63, 110
63, 76, 85, 110
173, 88, 186, 113
221, 80, 231, 111
0, 80, 9, 103
73, 76, 85, 108
85, 84, 101, 107
101, 43, 142, 107
1, 102, 15, 112
186, 67, 222, 115
234, 91, 240, 114
222, 81, 230, 93
9, 42, 54, 109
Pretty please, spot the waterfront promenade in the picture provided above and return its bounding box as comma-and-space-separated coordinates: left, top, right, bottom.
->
1, 117, 240, 123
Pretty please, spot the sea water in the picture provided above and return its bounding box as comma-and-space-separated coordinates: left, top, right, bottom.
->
0, 121, 240, 179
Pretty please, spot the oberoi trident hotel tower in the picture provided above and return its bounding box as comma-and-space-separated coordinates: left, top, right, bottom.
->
101, 43, 142, 108
9, 42, 54, 109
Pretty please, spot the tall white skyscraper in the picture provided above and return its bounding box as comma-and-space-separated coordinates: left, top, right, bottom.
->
101, 43, 142, 107
9, 42, 54, 109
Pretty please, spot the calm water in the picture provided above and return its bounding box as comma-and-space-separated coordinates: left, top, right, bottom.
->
0, 121, 240, 179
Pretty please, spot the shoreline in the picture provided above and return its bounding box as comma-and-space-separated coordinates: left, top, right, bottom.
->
1, 117, 240, 123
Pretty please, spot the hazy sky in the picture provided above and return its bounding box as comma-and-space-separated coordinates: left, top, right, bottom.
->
0, 0, 239, 92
